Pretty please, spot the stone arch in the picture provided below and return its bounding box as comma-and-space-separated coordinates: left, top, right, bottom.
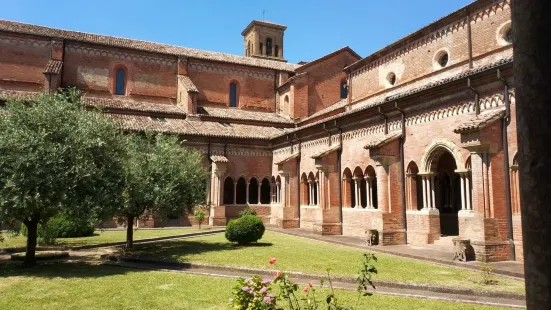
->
420, 138, 465, 173
223, 177, 235, 205
236, 177, 247, 204
301, 172, 309, 206
364, 165, 378, 209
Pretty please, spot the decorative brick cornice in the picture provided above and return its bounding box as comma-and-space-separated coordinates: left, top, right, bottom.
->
65, 45, 177, 67
350, 0, 510, 78
0, 34, 50, 48
188, 61, 275, 80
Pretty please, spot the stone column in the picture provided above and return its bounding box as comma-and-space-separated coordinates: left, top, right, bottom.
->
365, 176, 372, 209
430, 174, 436, 210
276, 181, 281, 204
258, 183, 262, 204
466, 172, 472, 211
353, 177, 360, 208
246, 182, 250, 204
422, 175, 428, 209
459, 172, 466, 211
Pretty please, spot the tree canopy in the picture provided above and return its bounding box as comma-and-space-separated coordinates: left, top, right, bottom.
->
119, 133, 208, 248
0, 90, 126, 265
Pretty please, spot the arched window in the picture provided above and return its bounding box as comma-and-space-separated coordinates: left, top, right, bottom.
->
236, 177, 247, 204
223, 177, 235, 205
340, 79, 348, 99
274, 45, 279, 57
115, 67, 126, 95
260, 178, 271, 204
249, 178, 259, 204
266, 38, 273, 57
229, 82, 238, 107
247, 40, 251, 56
406, 161, 423, 211
365, 166, 378, 209
259, 43, 263, 55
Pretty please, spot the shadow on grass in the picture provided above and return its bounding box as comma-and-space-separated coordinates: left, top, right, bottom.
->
0, 262, 140, 279
124, 239, 273, 262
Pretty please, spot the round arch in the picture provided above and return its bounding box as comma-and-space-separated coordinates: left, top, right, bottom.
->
420, 138, 465, 173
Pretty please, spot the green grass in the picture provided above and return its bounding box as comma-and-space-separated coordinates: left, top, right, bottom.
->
130, 231, 525, 293
0, 263, 510, 310
0, 228, 209, 249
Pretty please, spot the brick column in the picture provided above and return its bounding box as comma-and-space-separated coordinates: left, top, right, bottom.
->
376, 164, 389, 213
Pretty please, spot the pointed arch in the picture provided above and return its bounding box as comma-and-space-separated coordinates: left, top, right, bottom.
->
260, 178, 271, 204
342, 168, 353, 208
364, 165, 378, 209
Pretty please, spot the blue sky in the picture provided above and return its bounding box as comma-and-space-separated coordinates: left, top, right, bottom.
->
1, 0, 472, 64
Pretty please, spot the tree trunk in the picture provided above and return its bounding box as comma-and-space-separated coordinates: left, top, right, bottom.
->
24, 220, 38, 267
126, 215, 134, 249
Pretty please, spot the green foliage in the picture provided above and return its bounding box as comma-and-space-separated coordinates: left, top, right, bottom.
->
229, 275, 276, 310
20, 216, 94, 245
239, 207, 257, 217
193, 208, 207, 229
118, 133, 209, 246
0, 89, 126, 264
230, 255, 377, 309
225, 215, 265, 245
479, 263, 498, 285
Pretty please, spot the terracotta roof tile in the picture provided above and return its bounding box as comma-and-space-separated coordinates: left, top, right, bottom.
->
43, 60, 63, 74
210, 155, 229, 163
274, 153, 300, 165
83, 96, 186, 116
277, 56, 513, 138
186, 118, 283, 140
311, 144, 341, 159
0, 89, 40, 101
107, 114, 198, 135
178, 75, 199, 93
453, 108, 505, 134
298, 99, 347, 124
0, 20, 299, 72
364, 132, 402, 150
198, 106, 293, 125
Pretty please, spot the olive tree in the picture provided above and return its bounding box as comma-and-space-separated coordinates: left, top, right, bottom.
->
119, 134, 208, 248
0, 90, 125, 266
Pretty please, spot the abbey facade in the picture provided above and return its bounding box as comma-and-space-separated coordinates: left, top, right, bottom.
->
0, 0, 519, 261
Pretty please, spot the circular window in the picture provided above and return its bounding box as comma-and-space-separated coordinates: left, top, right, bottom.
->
503, 27, 512, 44
498, 23, 513, 45
436, 51, 449, 68
386, 72, 396, 86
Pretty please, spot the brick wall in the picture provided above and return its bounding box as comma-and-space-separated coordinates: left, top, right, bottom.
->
0, 31, 49, 92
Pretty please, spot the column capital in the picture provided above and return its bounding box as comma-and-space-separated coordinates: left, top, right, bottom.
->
352, 176, 362, 181
405, 172, 417, 178
418, 172, 436, 177
455, 169, 470, 175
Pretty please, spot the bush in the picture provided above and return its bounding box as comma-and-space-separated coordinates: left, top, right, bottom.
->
239, 207, 257, 217
194, 208, 207, 229
21, 216, 95, 244
225, 215, 265, 245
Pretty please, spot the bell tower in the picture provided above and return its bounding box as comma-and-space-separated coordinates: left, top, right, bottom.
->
242, 20, 287, 61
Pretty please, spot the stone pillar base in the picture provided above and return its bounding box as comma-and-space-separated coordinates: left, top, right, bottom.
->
209, 206, 227, 226
379, 229, 406, 245
406, 210, 440, 244
313, 223, 342, 235
471, 241, 511, 262
277, 218, 299, 229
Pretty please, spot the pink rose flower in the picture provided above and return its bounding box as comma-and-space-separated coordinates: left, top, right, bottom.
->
269, 257, 277, 265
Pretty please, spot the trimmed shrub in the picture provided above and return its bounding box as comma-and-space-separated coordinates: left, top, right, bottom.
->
225, 215, 265, 245
21, 216, 95, 244
239, 207, 257, 217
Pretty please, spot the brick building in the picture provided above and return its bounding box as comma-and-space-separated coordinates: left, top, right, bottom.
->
0, 0, 520, 261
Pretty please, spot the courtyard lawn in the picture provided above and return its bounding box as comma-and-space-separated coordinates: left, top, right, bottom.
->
0, 263, 511, 310
0, 228, 210, 249
130, 231, 525, 294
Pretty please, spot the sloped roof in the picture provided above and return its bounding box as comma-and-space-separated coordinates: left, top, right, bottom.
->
298, 99, 347, 124
198, 106, 294, 125
83, 96, 186, 116
274, 152, 300, 165
311, 144, 341, 159
107, 114, 197, 135
453, 108, 505, 134
0, 20, 299, 72
0, 89, 40, 101
178, 75, 199, 93
186, 118, 283, 140
210, 155, 229, 163
241, 20, 287, 36
43, 60, 63, 74
364, 131, 402, 150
